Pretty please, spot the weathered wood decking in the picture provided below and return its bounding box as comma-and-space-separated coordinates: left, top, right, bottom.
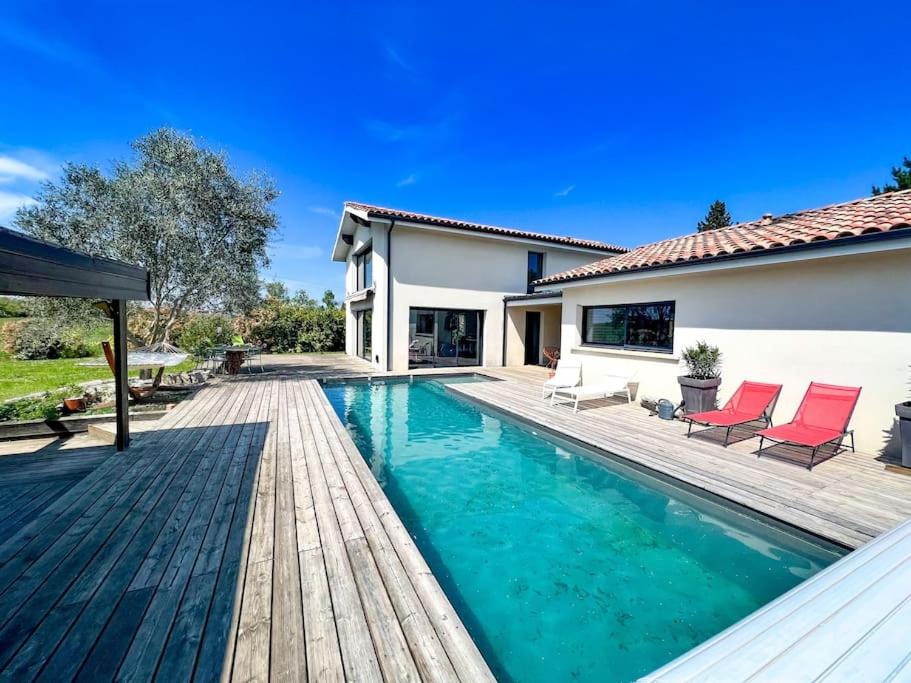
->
453, 366, 911, 549
4, 355, 911, 681
0, 373, 492, 681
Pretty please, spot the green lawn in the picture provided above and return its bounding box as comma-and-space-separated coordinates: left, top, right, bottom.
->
0, 354, 197, 402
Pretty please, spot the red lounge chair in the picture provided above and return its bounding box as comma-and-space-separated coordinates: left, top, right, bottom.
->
686, 381, 783, 447
756, 382, 861, 470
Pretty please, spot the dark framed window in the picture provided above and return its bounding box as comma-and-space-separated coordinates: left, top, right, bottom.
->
527, 252, 544, 293
582, 301, 675, 352
355, 248, 372, 290
408, 307, 484, 369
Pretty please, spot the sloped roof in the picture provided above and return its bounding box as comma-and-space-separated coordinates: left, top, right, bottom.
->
535, 189, 911, 285
344, 201, 628, 253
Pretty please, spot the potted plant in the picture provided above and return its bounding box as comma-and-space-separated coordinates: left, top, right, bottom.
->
63, 396, 86, 413
896, 401, 911, 468
678, 341, 722, 414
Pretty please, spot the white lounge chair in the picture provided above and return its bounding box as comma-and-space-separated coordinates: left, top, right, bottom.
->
542, 360, 582, 399
551, 372, 634, 413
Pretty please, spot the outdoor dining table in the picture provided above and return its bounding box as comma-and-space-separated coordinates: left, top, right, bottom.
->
217, 345, 258, 375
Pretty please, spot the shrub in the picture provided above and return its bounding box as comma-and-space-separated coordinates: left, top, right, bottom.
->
13, 319, 96, 360
246, 302, 344, 353
0, 297, 28, 318
175, 313, 235, 356
0, 319, 27, 355
681, 341, 722, 379
0, 385, 85, 422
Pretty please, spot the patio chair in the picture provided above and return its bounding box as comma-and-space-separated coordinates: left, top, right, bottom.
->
685, 380, 783, 447
543, 346, 561, 371
542, 360, 582, 399
205, 346, 227, 374
243, 346, 264, 373
756, 382, 862, 470
550, 370, 635, 413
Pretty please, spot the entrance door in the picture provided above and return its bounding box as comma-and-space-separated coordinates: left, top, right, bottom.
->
524, 311, 541, 365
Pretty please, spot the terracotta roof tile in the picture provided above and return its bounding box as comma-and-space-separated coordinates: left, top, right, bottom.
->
344, 201, 628, 254
535, 189, 911, 285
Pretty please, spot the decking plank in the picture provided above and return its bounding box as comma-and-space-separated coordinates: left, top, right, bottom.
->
304, 381, 461, 683
0, 360, 497, 683
297, 382, 420, 683
3, 382, 255, 680
308, 381, 493, 683
269, 380, 307, 682
230, 379, 280, 682
286, 379, 344, 683
115, 380, 265, 682
0, 383, 241, 674
294, 381, 383, 682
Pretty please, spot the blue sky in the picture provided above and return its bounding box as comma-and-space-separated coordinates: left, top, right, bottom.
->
1, 1, 909, 298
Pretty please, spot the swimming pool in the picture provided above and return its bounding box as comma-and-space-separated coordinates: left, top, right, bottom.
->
323, 376, 843, 682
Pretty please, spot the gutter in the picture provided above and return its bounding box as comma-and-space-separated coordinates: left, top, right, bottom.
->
534, 226, 911, 289
386, 220, 396, 371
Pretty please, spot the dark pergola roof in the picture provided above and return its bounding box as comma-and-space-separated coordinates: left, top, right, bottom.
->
0, 225, 149, 300
0, 225, 150, 451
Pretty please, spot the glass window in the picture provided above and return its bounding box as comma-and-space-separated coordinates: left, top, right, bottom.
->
409, 307, 484, 369
356, 249, 372, 290
360, 310, 372, 360
582, 301, 674, 352
527, 252, 544, 292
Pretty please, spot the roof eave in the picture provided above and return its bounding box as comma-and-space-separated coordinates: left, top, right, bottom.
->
535, 227, 911, 288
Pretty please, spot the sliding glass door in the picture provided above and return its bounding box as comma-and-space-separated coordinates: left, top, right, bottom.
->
408, 308, 483, 369
356, 309, 372, 361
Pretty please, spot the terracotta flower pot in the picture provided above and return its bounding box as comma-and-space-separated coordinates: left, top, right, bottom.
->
64, 397, 86, 413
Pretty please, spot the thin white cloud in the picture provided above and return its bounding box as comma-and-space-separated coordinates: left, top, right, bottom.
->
554, 184, 575, 198
0, 156, 49, 183
308, 206, 340, 219
364, 116, 455, 143
0, 192, 37, 223
383, 44, 414, 73
268, 243, 324, 260
397, 173, 418, 187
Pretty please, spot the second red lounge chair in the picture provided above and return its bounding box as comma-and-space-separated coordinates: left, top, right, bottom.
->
756, 382, 861, 470
686, 381, 783, 447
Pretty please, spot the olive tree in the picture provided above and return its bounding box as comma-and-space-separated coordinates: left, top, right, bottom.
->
15, 128, 279, 344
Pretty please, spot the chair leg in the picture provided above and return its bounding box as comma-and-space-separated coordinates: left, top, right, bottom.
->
757, 436, 764, 458
686, 420, 693, 438
573, 395, 580, 414
808, 446, 818, 470
626, 387, 631, 404
849, 431, 855, 452
723, 426, 732, 447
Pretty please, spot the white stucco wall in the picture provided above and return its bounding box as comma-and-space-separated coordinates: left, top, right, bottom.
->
505, 304, 562, 366
557, 247, 911, 457
385, 226, 603, 371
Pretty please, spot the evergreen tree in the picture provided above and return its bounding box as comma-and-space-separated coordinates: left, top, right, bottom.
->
697, 200, 733, 232
872, 157, 911, 195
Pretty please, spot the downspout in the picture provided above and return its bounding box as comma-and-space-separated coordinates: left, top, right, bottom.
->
386, 219, 396, 371
501, 299, 507, 368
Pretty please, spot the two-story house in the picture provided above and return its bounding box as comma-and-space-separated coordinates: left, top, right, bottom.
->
331, 202, 626, 371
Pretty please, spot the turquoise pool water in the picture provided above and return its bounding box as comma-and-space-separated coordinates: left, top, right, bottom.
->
323, 376, 843, 683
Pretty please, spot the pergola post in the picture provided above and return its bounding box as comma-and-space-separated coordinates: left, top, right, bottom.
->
111, 299, 130, 450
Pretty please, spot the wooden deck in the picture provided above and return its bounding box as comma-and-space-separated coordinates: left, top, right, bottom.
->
451, 366, 911, 549
0, 374, 492, 682
4, 355, 911, 680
